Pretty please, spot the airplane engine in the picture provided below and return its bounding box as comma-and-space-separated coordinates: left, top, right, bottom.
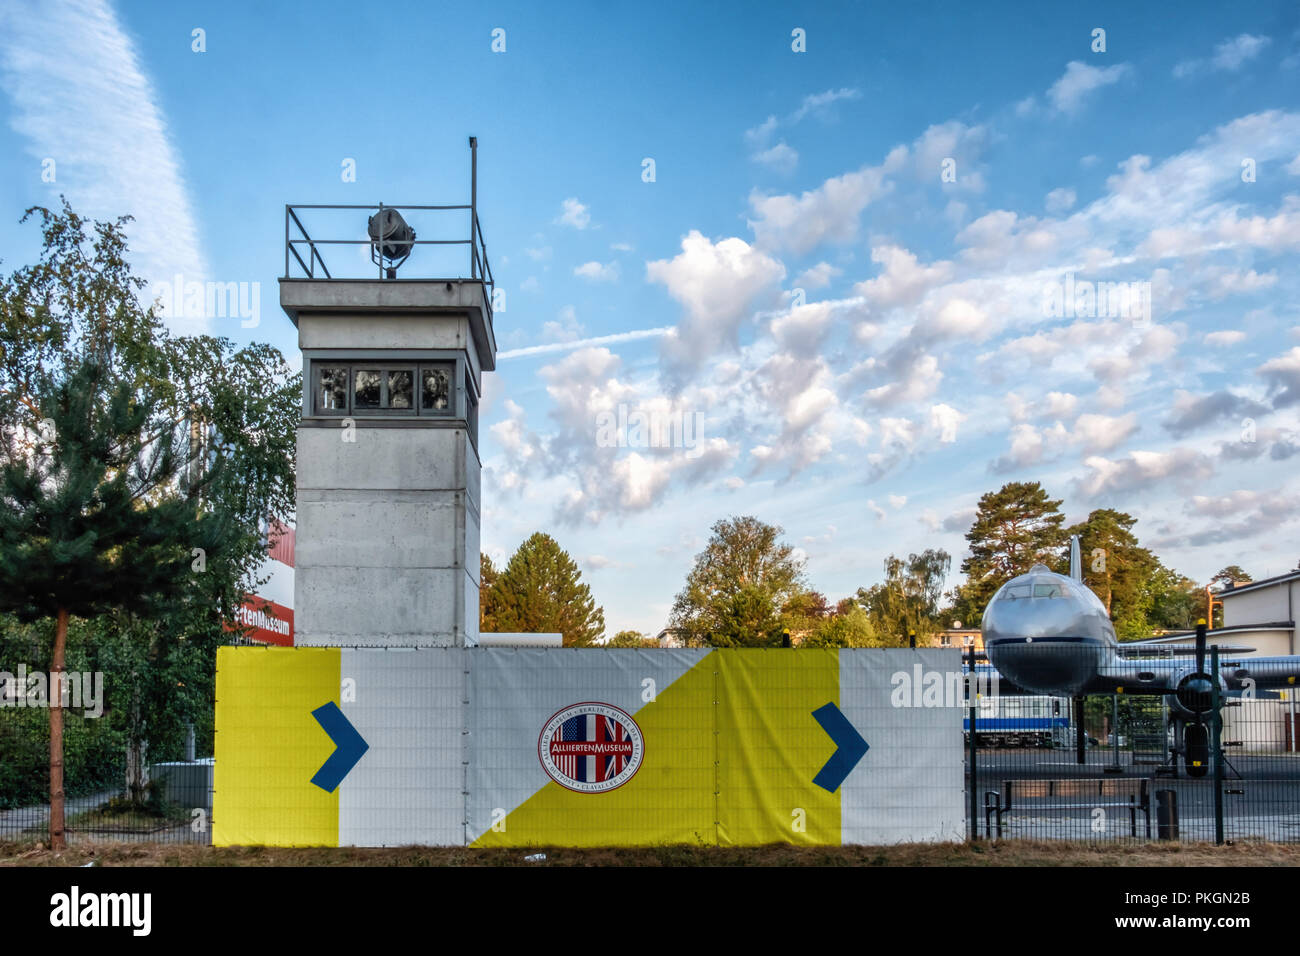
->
1167, 666, 1225, 720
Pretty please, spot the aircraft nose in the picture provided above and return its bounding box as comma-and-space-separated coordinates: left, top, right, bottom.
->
982, 587, 1099, 695
983, 588, 1089, 642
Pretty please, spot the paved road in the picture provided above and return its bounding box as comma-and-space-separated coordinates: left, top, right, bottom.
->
0, 789, 210, 845
970, 749, 1300, 841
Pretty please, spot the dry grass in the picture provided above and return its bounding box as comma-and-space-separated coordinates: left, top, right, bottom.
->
2, 839, 1299, 867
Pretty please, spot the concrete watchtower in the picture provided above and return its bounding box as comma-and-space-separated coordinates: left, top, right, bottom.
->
279, 139, 495, 646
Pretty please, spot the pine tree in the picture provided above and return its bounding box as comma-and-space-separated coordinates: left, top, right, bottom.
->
0, 358, 229, 848
1064, 509, 1157, 637
493, 533, 605, 646
953, 481, 1065, 625
1211, 565, 1252, 590
0, 201, 297, 839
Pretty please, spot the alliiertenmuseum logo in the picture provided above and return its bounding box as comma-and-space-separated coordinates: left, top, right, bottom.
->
538, 702, 644, 793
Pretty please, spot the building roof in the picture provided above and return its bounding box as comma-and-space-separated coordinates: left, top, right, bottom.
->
1219, 570, 1300, 598
1126, 622, 1295, 644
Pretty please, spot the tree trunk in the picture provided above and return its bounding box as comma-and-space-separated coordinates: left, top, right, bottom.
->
125, 683, 149, 805
49, 606, 68, 851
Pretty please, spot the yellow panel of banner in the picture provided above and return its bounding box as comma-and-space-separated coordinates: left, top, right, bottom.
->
715, 648, 841, 845
213, 646, 340, 847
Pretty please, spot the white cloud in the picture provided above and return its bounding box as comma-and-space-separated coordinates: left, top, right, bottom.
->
541, 305, 583, 343
863, 353, 943, 407
1042, 391, 1079, 419
1071, 412, 1139, 453
910, 121, 988, 187
498, 326, 672, 360
853, 245, 954, 309
794, 262, 841, 289
574, 260, 620, 282
1075, 447, 1214, 498
1204, 329, 1247, 347
0, 0, 207, 326
769, 301, 840, 357
1260, 347, 1300, 407
555, 197, 591, 229
790, 87, 862, 123
744, 115, 778, 147
753, 141, 798, 174
647, 231, 786, 380
1045, 187, 1077, 213
747, 150, 903, 254
929, 403, 966, 443
1213, 33, 1272, 71
1208, 268, 1277, 300
992, 421, 1069, 471
1047, 61, 1133, 113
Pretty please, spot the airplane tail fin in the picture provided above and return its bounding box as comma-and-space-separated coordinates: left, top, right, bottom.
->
1069, 534, 1082, 583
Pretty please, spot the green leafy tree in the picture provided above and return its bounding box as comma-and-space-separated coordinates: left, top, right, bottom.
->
0, 202, 298, 837
1145, 562, 1202, 632
668, 516, 806, 647
606, 630, 657, 648
779, 589, 831, 644
951, 482, 1065, 624
479, 552, 501, 634
804, 604, 877, 647
857, 549, 951, 645
0, 357, 230, 848
493, 533, 605, 646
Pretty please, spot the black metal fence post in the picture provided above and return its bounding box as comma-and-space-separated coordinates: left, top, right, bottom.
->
1211, 644, 1224, 845
968, 644, 978, 841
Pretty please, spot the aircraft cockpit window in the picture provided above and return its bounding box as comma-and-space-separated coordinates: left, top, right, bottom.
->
1002, 585, 1032, 600
1032, 583, 1062, 598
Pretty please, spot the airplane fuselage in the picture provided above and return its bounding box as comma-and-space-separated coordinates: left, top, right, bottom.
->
981, 564, 1116, 696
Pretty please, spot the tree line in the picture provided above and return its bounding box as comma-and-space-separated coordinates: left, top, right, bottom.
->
485, 483, 1256, 649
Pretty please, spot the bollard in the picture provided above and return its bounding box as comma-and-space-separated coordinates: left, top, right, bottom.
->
1156, 789, 1178, 840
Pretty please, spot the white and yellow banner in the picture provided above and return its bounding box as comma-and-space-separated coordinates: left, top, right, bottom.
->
214, 646, 963, 847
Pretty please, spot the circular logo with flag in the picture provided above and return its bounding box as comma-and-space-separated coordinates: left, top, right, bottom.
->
538, 702, 644, 793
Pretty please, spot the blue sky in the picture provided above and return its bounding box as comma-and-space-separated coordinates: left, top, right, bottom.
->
2, 0, 1299, 636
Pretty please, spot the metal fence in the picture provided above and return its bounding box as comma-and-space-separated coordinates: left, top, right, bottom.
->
0, 711, 213, 845
6, 641, 1300, 847
966, 644, 1300, 845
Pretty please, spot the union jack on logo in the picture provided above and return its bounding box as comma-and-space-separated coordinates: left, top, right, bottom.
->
538, 702, 644, 793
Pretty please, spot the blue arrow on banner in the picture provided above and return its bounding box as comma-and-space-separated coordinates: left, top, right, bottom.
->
309, 702, 369, 793
811, 702, 868, 793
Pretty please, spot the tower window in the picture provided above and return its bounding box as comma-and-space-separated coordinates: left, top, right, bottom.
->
421, 366, 451, 411
311, 362, 455, 417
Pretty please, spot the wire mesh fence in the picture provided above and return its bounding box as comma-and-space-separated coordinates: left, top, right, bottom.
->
0, 709, 213, 846
6, 641, 1300, 848
965, 644, 1300, 845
